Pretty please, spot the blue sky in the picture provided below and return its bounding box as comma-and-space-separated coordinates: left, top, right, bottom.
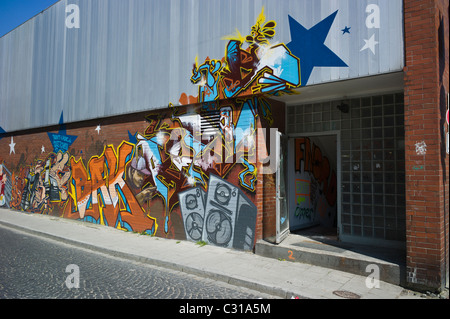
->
0, 0, 60, 37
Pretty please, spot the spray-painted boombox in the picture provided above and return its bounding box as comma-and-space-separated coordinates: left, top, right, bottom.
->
178, 174, 257, 250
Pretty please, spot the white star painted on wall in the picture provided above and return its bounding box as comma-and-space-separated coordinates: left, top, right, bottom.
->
360, 34, 378, 55
9, 137, 16, 154
95, 125, 101, 135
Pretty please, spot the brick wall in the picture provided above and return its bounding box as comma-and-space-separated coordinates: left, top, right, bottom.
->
1, 99, 265, 251
255, 118, 266, 244
437, 0, 450, 290
255, 98, 286, 244
404, 0, 449, 290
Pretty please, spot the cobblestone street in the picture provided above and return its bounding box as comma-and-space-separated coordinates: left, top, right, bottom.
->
0, 226, 274, 299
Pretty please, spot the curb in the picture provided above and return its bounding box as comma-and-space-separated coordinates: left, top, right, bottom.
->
0, 219, 302, 299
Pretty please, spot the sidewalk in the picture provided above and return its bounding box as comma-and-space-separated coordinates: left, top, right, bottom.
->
0, 208, 424, 299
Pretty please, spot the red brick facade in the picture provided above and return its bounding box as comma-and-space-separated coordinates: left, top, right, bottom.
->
404, 0, 449, 290
1, 0, 448, 293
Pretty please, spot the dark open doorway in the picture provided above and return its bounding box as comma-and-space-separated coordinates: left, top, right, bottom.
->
288, 134, 339, 239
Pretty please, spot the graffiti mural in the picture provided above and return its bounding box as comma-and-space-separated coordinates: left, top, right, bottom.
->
180, 7, 301, 106
62, 142, 158, 236
134, 97, 259, 242
3, 95, 262, 250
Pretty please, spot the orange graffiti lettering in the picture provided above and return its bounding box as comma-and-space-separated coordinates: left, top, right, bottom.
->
65, 142, 157, 235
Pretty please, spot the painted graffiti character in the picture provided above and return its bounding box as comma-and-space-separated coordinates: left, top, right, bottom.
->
46, 152, 71, 202
125, 146, 157, 207
18, 152, 72, 212
20, 160, 46, 211
0, 164, 7, 206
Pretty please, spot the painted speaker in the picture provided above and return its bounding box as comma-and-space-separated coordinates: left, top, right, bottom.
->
202, 174, 257, 250
179, 187, 206, 242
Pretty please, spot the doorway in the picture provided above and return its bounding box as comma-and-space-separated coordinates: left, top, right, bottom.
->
287, 133, 339, 239
275, 131, 289, 244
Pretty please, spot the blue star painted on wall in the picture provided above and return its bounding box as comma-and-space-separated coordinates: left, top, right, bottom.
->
0, 126, 5, 142
47, 112, 78, 153
128, 131, 138, 145
287, 10, 348, 86
342, 26, 351, 34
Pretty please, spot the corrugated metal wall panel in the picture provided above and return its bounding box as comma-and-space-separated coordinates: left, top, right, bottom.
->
0, 0, 404, 132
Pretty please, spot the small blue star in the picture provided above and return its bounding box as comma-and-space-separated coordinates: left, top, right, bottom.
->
342, 26, 351, 34
128, 131, 138, 144
287, 11, 348, 86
